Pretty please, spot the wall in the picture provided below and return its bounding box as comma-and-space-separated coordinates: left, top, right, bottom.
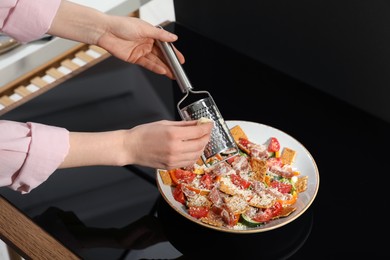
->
174, 0, 390, 122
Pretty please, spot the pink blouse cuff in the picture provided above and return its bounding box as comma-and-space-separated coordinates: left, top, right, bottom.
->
10, 122, 69, 193
2, 0, 61, 43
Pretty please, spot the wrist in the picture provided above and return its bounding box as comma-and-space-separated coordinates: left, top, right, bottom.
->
48, 0, 107, 45
116, 129, 136, 167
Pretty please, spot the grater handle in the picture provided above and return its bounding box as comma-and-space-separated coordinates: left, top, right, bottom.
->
156, 26, 193, 93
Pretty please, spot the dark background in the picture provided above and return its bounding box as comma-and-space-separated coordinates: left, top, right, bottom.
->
174, 0, 390, 123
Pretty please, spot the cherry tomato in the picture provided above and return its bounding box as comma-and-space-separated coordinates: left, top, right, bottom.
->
188, 206, 209, 219
270, 180, 292, 194
269, 201, 283, 217
230, 174, 251, 189
173, 185, 186, 204
252, 210, 272, 223
268, 137, 280, 152
200, 173, 213, 190
253, 201, 283, 222
239, 138, 250, 148
170, 169, 196, 185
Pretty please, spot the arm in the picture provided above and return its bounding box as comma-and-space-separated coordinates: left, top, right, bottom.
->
0, 120, 212, 193
0, 0, 61, 42
60, 120, 212, 170
0, 121, 69, 194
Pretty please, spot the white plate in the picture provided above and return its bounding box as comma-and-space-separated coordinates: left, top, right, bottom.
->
156, 120, 320, 233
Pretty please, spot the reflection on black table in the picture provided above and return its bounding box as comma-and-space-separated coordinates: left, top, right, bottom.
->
33, 207, 168, 259
32, 197, 313, 260
158, 197, 313, 259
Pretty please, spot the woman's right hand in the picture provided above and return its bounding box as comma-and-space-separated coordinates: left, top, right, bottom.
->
122, 120, 213, 169
61, 120, 213, 170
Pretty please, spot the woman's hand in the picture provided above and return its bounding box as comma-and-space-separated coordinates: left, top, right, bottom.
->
48, 0, 184, 79
123, 120, 213, 169
97, 16, 184, 79
61, 120, 213, 170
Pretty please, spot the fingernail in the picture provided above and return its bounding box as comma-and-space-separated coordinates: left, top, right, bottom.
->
169, 33, 178, 41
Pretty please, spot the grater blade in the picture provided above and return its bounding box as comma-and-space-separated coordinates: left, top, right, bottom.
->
178, 94, 238, 166
156, 28, 239, 166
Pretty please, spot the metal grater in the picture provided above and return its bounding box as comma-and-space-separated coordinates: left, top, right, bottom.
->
157, 28, 239, 166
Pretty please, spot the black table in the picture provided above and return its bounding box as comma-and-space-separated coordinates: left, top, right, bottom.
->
29, 22, 390, 259
156, 21, 390, 259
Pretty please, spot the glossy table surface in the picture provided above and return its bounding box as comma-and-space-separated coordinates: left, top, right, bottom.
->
8, 22, 390, 259
155, 22, 390, 259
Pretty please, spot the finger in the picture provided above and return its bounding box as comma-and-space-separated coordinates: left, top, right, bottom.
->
174, 137, 210, 162
137, 56, 168, 75
137, 50, 176, 78
164, 157, 202, 170
149, 44, 185, 78
170, 44, 185, 64
159, 120, 199, 126
150, 26, 179, 43
175, 125, 213, 142
154, 42, 185, 66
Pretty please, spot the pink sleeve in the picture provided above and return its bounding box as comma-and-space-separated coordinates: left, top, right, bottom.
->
0, 120, 69, 194
0, 0, 61, 43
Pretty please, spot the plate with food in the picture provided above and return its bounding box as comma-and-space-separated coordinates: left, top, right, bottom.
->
156, 120, 319, 233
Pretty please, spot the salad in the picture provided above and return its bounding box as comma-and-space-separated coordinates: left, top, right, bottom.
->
158, 124, 308, 230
